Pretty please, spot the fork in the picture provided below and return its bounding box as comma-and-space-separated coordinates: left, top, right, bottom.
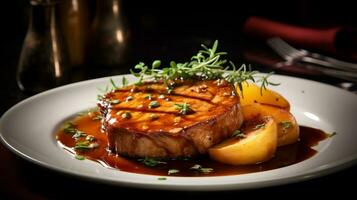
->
267, 37, 357, 71
267, 37, 357, 81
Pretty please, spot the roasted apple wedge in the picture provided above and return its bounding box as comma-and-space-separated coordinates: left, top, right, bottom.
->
237, 82, 290, 111
208, 116, 277, 165
242, 103, 299, 146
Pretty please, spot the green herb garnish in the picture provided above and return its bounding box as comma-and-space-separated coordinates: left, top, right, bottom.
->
145, 94, 153, 100
168, 169, 180, 175
157, 177, 167, 180
121, 112, 132, 119
97, 94, 105, 101
125, 96, 134, 101
63, 122, 77, 134
150, 113, 159, 120
166, 85, 174, 94
110, 99, 121, 105
75, 155, 85, 160
74, 141, 98, 151
92, 115, 103, 121
174, 103, 193, 115
110, 78, 119, 90
253, 123, 265, 130
152, 60, 161, 68
63, 122, 87, 141
72, 131, 87, 140
122, 76, 129, 87
138, 157, 167, 167
256, 72, 281, 95
148, 101, 160, 109
279, 121, 292, 132
85, 135, 96, 142
190, 164, 214, 174
97, 78, 124, 99
329, 132, 337, 138
74, 141, 91, 150
199, 168, 214, 174
130, 40, 277, 94
232, 130, 246, 138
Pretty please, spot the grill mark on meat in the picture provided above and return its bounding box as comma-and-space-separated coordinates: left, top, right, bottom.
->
111, 107, 180, 115
169, 93, 215, 104
114, 88, 216, 105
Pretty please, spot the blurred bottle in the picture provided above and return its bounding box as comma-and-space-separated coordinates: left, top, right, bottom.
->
60, 0, 89, 68
17, 0, 69, 94
88, 0, 131, 71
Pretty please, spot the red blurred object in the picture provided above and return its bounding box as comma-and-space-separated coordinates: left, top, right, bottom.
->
243, 16, 341, 54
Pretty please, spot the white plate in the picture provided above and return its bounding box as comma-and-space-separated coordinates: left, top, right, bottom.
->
1, 74, 357, 191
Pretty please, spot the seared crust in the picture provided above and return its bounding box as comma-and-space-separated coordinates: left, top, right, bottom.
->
98, 79, 243, 158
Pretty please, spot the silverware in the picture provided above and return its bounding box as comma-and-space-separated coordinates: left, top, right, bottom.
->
267, 37, 357, 82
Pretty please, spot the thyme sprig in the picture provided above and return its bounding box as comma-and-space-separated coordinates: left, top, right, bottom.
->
130, 40, 277, 93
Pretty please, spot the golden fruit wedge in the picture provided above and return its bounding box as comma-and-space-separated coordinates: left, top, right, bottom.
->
242, 103, 299, 146
209, 116, 277, 165
237, 82, 290, 111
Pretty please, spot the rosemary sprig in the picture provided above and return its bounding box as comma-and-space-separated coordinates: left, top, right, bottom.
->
130, 40, 277, 93
110, 78, 118, 90
256, 72, 281, 95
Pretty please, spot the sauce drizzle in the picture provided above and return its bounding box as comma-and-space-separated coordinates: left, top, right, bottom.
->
56, 112, 329, 177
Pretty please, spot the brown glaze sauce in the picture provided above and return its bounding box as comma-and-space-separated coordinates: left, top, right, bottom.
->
56, 112, 329, 177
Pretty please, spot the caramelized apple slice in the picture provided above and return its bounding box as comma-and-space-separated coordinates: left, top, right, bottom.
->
208, 116, 277, 165
242, 104, 299, 146
237, 82, 290, 111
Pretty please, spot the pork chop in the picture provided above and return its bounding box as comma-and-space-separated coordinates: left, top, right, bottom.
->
98, 79, 243, 159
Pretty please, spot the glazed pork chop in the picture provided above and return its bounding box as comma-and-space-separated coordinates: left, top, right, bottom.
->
98, 79, 243, 159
